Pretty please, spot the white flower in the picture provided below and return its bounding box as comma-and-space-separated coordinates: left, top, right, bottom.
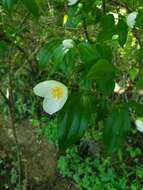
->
127, 12, 138, 29
68, 0, 78, 6
114, 83, 125, 94
62, 39, 74, 49
33, 80, 68, 115
135, 119, 143, 132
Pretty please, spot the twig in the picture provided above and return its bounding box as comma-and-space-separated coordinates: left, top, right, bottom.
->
8, 72, 22, 186
102, 0, 106, 13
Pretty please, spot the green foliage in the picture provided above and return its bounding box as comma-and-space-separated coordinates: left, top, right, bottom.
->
0, 41, 8, 57
117, 18, 128, 47
103, 107, 130, 154
33, 118, 58, 145
30, 117, 143, 190
136, 9, 143, 30
58, 148, 143, 190
1, 0, 143, 162
78, 42, 99, 64
98, 14, 116, 42
126, 101, 143, 117
58, 93, 92, 153
37, 39, 61, 70
22, 0, 39, 18
2, 0, 14, 13
57, 126, 143, 190
65, 6, 81, 28
87, 59, 117, 95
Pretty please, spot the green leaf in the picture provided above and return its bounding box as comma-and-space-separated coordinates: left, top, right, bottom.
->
62, 48, 77, 76
96, 78, 115, 95
2, 0, 14, 13
22, 0, 39, 18
78, 42, 100, 64
58, 94, 92, 153
98, 14, 116, 42
37, 40, 60, 70
135, 48, 143, 61
126, 101, 143, 117
87, 59, 117, 95
88, 59, 117, 78
38, 40, 75, 74
136, 9, 143, 30
95, 44, 113, 63
0, 41, 8, 57
103, 108, 130, 154
136, 79, 143, 89
129, 67, 138, 81
50, 44, 68, 74
117, 18, 128, 47
65, 6, 81, 28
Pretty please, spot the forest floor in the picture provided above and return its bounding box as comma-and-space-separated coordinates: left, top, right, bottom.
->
0, 117, 78, 190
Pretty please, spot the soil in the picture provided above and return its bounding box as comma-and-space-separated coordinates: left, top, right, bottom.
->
0, 117, 79, 190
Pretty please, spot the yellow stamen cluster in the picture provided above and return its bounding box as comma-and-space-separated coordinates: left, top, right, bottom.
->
51, 86, 63, 100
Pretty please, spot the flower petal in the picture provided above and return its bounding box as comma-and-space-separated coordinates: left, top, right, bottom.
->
127, 12, 138, 29
33, 80, 66, 98
34, 80, 68, 114
43, 88, 68, 114
62, 39, 74, 49
135, 119, 143, 132
114, 83, 125, 94
68, 0, 78, 6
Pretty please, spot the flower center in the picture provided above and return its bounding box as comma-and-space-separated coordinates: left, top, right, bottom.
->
51, 86, 64, 100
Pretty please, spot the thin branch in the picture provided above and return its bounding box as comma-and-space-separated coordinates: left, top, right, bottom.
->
0, 86, 22, 186
102, 0, 106, 13
8, 76, 22, 186
82, 18, 94, 43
